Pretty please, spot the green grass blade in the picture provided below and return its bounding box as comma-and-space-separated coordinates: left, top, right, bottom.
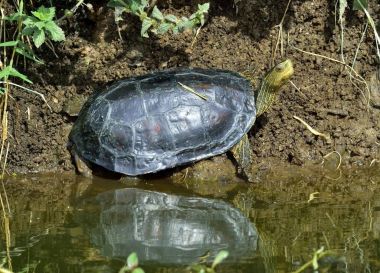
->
0, 66, 33, 83
0, 41, 19, 47
353, 0, 368, 10
15, 47, 44, 64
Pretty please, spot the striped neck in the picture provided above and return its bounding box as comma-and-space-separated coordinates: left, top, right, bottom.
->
254, 60, 294, 117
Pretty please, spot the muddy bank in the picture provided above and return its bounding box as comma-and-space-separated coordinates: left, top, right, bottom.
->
4, 0, 380, 177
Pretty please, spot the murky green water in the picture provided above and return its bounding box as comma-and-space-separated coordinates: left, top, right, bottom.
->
1, 168, 380, 273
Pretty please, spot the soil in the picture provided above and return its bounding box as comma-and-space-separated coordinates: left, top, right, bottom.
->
3, 0, 380, 178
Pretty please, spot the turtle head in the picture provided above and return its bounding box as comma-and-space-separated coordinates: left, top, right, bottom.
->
255, 59, 294, 117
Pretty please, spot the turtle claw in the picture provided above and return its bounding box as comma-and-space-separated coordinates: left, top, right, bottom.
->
230, 134, 254, 182
73, 152, 93, 178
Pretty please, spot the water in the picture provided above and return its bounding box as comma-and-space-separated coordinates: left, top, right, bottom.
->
1, 167, 380, 273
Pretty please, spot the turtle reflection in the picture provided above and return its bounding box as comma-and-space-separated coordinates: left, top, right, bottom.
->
79, 188, 257, 264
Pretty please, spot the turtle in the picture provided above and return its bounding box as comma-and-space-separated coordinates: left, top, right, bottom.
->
69, 59, 294, 179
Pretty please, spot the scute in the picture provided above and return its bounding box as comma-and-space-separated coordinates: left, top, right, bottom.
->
166, 105, 206, 148
109, 95, 145, 123
69, 68, 256, 175
134, 115, 175, 153
100, 122, 133, 157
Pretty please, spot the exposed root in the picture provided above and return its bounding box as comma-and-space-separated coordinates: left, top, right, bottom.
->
322, 151, 342, 170
293, 115, 331, 142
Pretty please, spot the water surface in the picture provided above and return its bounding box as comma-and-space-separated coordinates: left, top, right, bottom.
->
1, 168, 380, 273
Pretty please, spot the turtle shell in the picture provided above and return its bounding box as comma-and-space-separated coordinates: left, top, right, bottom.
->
69, 68, 256, 175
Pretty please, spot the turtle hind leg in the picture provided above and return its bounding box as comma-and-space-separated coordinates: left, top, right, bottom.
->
230, 134, 254, 182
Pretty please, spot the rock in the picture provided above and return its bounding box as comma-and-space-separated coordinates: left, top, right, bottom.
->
63, 95, 87, 117
370, 67, 380, 108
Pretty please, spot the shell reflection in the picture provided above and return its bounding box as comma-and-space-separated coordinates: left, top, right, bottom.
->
80, 188, 258, 264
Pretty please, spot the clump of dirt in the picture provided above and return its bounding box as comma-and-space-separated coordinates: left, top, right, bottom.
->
3, 0, 380, 178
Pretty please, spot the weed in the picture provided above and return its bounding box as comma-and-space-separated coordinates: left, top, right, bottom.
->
107, 0, 209, 38
119, 252, 145, 273
1, 1, 67, 87
20, 6, 65, 48
291, 247, 344, 273
187, 250, 229, 273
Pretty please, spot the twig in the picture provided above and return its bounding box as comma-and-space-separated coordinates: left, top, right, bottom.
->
307, 192, 319, 203
1, 142, 10, 213
290, 80, 307, 99
178, 82, 208, 100
272, 0, 292, 62
370, 159, 379, 167
322, 151, 342, 170
338, 0, 347, 63
190, 26, 202, 49
0, 81, 52, 111
351, 22, 368, 72
293, 115, 330, 141
56, 0, 85, 23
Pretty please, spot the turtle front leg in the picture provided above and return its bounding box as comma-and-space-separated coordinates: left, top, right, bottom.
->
73, 151, 93, 178
230, 134, 254, 182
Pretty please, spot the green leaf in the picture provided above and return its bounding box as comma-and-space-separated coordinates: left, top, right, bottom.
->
45, 21, 65, 41
353, 0, 368, 10
127, 252, 139, 269
22, 26, 36, 36
23, 16, 39, 26
33, 29, 45, 48
130, 0, 145, 14
140, 0, 149, 11
177, 18, 195, 31
151, 6, 164, 21
198, 3, 210, 13
114, 6, 125, 22
132, 268, 145, 273
0, 66, 33, 83
32, 6, 55, 21
155, 22, 172, 34
200, 16, 206, 26
211, 250, 229, 269
189, 12, 197, 20
0, 67, 11, 80
107, 0, 128, 8
165, 14, 177, 23
0, 41, 19, 47
172, 25, 179, 34
141, 18, 152, 37
5, 12, 26, 21
35, 21, 47, 30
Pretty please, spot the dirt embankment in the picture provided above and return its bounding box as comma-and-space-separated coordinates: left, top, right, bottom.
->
4, 0, 380, 176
